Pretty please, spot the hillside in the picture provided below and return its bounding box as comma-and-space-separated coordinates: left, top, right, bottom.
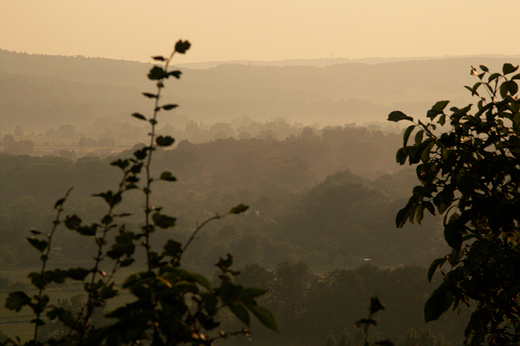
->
1, 49, 519, 133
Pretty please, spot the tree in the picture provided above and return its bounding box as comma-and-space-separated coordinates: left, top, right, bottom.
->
3, 41, 277, 345
388, 63, 520, 344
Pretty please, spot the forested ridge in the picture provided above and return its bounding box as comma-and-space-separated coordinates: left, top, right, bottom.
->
0, 127, 446, 272
2, 49, 516, 131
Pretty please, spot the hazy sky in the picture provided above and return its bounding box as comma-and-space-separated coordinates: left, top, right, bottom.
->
1, 0, 519, 64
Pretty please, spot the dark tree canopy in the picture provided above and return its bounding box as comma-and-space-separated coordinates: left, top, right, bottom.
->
389, 63, 520, 344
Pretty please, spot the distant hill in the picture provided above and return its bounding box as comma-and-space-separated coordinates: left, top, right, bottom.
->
1, 49, 519, 132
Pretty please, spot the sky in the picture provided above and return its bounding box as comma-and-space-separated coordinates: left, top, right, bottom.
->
1, 0, 519, 64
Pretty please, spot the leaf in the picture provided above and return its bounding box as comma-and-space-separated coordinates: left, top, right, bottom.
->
229, 303, 250, 326
395, 202, 416, 228
142, 92, 158, 99
424, 287, 450, 322
181, 271, 212, 290
76, 225, 97, 236
370, 296, 385, 314
421, 141, 435, 163
229, 204, 249, 214
5, 291, 31, 312
479, 65, 489, 72
414, 130, 424, 145
27, 237, 48, 252
133, 148, 148, 160
163, 239, 181, 257
512, 73, 520, 80
151, 56, 165, 61
160, 171, 177, 182
64, 215, 82, 230
395, 147, 408, 165
427, 100, 450, 120
147, 66, 166, 80
131, 112, 147, 121
167, 71, 182, 79
427, 257, 446, 282
505, 80, 518, 96
66, 268, 90, 280
162, 104, 178, 110
402, 125, 415, 147
238, 288, 268, 301
246, 304, 279, 332
503, 63, 519, 75
174, 40, 191, 54
388, 111, 413, 122
444, 221, 463, 249
152, 213, 176, 229
111, 159, 129, 170
156, 136, 174, 147
500, 82, 508, 98
488, 73, 501, 82
120, 258, 135, 267
54, 198, 66, 209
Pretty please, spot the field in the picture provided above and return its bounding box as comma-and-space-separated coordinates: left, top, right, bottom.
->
0, 268, 139, 342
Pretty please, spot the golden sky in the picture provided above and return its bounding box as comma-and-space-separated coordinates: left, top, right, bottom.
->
1, 0, 519, 63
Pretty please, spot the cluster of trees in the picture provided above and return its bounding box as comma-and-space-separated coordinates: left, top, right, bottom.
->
230, 262, 467, 345
2, 134, 34, 155
0, 136, 445, 271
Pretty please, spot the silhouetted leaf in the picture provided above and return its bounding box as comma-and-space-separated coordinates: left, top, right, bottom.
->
151, 56, 165, 61
427, 100, 450, 119
424, 287, 450, 322
148, 66, 166, 80
67, 268, 90, 280
238, 288, 268, 302
174, 40, 191, 54
503, 63, 518, 75
162, 104, 178, 110
156, 136, 174, 147
229, 303, 250, 326
395, 147, 408, 165
444, 220, 463, 249
131, 112, 147, 121
488, 73, 501, 82
505, 80, 518, 95
133, 148, 148, 160
246, 304, 279, 332
427, 257, 446, 282
388, 111, 413, 122
167, 71, 182, 79
160, 171, 176, 181
64, 215, 82, 230
5, 291, 31, 312
402, 125, 415, 147
163, 240, 181, 258
370, 296, 385, 314
152, 213, 176, 229
27, 238, 48, 252
142, 92, 158, 99
229, 204, 249, 214
396, 202, 416, 228
54, 198, 66, 209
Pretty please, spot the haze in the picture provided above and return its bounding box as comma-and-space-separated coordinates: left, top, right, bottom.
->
1, 0, 519, 63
